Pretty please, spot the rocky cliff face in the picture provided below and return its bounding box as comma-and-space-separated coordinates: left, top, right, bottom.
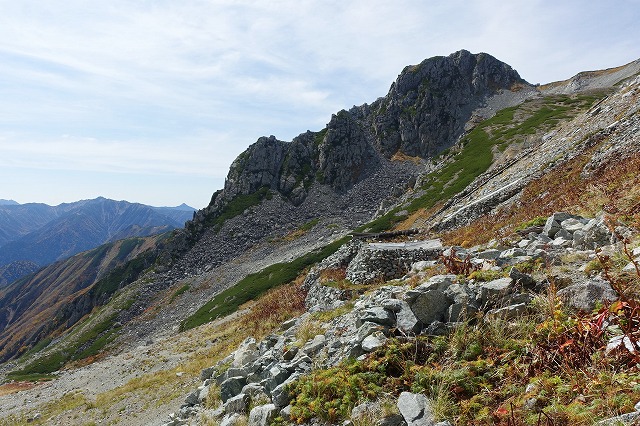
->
372, 50, 528, 157
207, 50, 528, 212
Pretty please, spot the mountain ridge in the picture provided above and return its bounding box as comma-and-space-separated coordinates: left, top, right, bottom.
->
0, 50, 639, 425
0, 197, 195, 285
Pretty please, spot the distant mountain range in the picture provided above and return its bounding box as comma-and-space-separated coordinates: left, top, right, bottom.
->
0, 197, 194, 285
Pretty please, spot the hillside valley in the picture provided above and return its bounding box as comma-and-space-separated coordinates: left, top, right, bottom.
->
0, 50, 639, 426
0, 197, 195, 286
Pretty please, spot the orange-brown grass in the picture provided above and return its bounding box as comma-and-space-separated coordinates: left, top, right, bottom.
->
395, 203, 444, 231
238, 275, 307, 338
444, 150, 640, 247
391, 151, 423, 165
0, 382, 39, 396
318, 267, 347, 283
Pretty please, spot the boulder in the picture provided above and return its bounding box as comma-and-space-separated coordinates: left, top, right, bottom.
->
405, 275, 457, 302
557, 279, 618, 312
351, 400, 405, 426
581, 216, 613, 249
474, 249, 502, 260
358, 307, 396, 327
362, 331, 387, 352
477, 277, 513, 307
224, 393, 250, 414
397, 392, 436, 426
271, 375, 298, 408
220, 413, 244, 426
509, 267, 536, 289
263, 365, 291, 393
302, 334, 326, 356
241, 383, 268, 400
248, 404, 279, 426
486, 303, 528, 320
232, 337, 259, 368
280, 405, 293, 421
409, 289, 452, 325
394, 300, 422, 334
446, 302, 478, 323
561, 218, 587, 233
184, 388, 201, 406
543, 213, 580, 238
220, 376, 248, 402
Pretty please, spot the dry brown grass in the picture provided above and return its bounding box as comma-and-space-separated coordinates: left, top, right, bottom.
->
444, 150, 640, 247
238, 273, 307, 338
0, 382, 38, 396
319, 267, 347, 283
391, 151, 423, 164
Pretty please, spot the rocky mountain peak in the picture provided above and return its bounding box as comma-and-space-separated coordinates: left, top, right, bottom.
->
206, 51, 530, 216
374, 49, 530, 158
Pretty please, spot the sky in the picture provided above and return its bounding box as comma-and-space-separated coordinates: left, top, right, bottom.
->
1, 1, 639, 209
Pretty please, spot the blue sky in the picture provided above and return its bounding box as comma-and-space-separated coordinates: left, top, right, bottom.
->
1, 1, 639, 209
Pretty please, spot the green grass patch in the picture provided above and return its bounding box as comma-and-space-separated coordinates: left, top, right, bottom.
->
205, 186, 272, 232
169, 284, 191, 303
19, 337, 52, 358
8, 314, 121, 379
299, 218, 320, 232
116, 237, 144, 261
356, 93, 606, 234
515, 216, 548, 231
92, 250, 156, 299
180, 236, 349, 331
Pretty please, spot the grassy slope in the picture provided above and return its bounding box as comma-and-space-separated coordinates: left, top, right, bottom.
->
180, 236, 348, 331
358, 93, 603, 234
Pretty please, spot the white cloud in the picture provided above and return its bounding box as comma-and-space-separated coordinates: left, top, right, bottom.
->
0, 0, 639, 206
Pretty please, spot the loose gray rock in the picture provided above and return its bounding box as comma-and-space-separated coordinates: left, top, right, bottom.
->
280, 405, 293, 421
394, 300, 422, 334
595, 411, 640, 425
561, 218, 587, 233
302, 334, 326, 356
224, 393, 250, 414
477, 277, 513, 307
397, 392, 436, 426
409, 289, 451, 324
359, 307, 396, 327
248, 404, 279, 426
220, 376, 248, 402
509, 267, 536, 289
220, 413, 244, 426
486, 303, 528, 320
184, 388, 201, 406
475, 249, 502, 260
271, 382, 293, 408
557, 278, 618, 312
232, 337, 259, 368
362, 331, 387, 352
241, 383, 268, 400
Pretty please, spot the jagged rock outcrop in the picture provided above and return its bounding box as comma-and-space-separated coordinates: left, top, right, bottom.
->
372, 49, 529, 158
202, 50, 530, 215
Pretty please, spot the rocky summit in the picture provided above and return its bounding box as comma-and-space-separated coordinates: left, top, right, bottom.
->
1, 50, 640, 426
